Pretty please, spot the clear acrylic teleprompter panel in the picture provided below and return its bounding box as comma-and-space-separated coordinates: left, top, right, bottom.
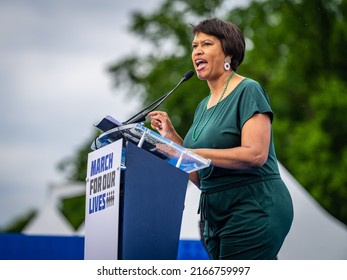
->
91, 123, 211, 173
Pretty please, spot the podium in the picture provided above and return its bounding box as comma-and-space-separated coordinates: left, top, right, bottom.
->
84, 123, 210, 260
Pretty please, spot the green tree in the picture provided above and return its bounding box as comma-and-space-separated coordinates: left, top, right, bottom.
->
231, 0, 347, 224
59, 0, 347, 226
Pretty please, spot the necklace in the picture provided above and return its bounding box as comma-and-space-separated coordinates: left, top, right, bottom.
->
192, 71, 235, 141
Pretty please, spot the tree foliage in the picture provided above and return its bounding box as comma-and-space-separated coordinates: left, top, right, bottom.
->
59, 0, 347, 226
232, 0, 347, 224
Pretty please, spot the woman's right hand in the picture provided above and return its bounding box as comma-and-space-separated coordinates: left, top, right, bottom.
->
148, 111, 173, 137
148, 111, 183, 144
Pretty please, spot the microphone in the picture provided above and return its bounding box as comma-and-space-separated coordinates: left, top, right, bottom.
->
123, 70, 194, 125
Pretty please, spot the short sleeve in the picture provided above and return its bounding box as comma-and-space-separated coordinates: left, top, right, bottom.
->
238, 80, 273, 128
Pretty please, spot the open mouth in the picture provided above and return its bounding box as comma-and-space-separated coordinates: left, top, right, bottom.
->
195, 59, 207, 71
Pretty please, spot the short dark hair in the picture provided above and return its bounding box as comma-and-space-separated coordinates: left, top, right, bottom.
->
191, 18, 245, 71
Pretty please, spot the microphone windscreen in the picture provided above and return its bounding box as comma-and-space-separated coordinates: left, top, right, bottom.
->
182, 70, 194, 81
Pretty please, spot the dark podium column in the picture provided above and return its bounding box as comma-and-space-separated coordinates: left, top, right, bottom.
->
118, 142, 189, 260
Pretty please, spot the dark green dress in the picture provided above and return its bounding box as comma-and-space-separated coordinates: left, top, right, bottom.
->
183, 78, 293, 259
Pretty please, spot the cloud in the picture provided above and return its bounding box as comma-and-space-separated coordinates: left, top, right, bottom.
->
0, 0, 160, 227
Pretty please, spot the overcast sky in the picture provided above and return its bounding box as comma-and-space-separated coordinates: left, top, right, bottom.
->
0, 0, 164, 227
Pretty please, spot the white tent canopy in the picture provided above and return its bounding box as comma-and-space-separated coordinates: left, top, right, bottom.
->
277, 162, 347, 259
22, 182, 84, 236
23, 200, 75, 236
